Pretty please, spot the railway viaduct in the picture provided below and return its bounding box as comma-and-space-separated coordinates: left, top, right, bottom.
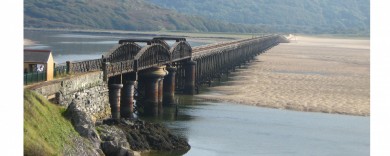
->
29, 35, 288, 119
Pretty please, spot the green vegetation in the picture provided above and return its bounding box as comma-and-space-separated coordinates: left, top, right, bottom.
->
24, 90, 80, 156
24, 0, 266, 33
147, 0, 370, 35
24, 0, 369, 34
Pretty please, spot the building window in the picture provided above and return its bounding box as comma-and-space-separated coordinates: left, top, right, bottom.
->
30, 64, 45, 72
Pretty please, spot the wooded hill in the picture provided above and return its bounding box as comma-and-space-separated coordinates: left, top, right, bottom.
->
24, 0, 267, 33
24, 0, 369, 34
147, 0, 369, 34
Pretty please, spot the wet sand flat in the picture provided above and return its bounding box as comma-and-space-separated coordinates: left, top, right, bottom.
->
197, 36, 370, 116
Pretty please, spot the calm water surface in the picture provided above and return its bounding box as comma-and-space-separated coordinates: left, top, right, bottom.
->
141, 94, 369, 156
24, 30, 207, 63
25, 30, 369, 156
141, 68, 369, 156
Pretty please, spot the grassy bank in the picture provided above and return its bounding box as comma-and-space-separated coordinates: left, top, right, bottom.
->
24, 90, 81, 155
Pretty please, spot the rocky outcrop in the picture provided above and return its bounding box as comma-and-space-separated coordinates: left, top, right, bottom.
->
65, 99, 102, 152
63, 134, 105, 156
67, 99, 190, 155
97, 124, 134, 156
101, 119, 190, 152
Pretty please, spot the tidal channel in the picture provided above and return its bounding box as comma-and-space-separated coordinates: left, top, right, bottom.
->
140, 73, 369, 156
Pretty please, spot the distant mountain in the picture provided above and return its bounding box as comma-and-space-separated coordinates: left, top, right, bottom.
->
24, 0, 369, 34
24, 0, 268, 33
146, 0, 370, 34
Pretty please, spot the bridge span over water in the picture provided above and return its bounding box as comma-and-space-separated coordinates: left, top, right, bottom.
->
39, 35, 288, 117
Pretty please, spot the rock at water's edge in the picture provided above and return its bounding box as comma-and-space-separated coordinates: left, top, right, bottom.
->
101, 119, 190, 152
97, 124, 134, 156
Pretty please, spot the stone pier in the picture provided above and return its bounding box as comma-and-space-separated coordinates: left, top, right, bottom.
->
157, 78, 164, 114
109, 84, 123, 119
139, 66, 167, 115
184, 61, 196, 95
121, 81, 135, 118
163, 66, 177, 105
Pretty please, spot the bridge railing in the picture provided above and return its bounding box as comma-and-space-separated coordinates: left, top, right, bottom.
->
192, 35, 283, 85
192, 39, 242, 52
67, 58, 103, 74
105, 59, 135, 77
192, 35, 275, 59
54, 63, 67, 78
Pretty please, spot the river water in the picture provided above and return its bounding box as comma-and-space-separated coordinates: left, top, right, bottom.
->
24, 29, 206, 64
24, 30, 369, 156
141, 80, 369, 156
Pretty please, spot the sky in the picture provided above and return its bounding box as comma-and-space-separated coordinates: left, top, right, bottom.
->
0, 0, 389, 155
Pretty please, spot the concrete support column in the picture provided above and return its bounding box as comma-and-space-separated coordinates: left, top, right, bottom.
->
121, 81, 135, 118
158, 78, 164, 105
163, 67, 177, 105
140, 66, 167, 115
157, 78, 164, 114
109, 84, 123, 119
184, 61, 197, 95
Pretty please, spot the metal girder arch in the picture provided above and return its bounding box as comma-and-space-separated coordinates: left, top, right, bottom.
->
103, 42, 142, 63
170, 41, 192, 62
151, 39, 170, 51
134, 44, 171, 71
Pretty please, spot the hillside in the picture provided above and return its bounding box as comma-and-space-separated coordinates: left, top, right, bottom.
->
24, 90, 97, 155
24, 0, 369, 34
24, 0, 267, 33
147, 0, 370, 34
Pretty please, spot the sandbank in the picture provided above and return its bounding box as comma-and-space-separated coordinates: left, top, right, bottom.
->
197, 35, 370, 116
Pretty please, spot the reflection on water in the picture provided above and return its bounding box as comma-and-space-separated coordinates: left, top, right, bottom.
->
140, 95, 369, 156
24, 30, 208, 63
138, 73, 369, 156
141, 67, 369, 156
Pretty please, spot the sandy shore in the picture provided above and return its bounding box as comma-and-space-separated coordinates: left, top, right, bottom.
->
197, 35, 370, 116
